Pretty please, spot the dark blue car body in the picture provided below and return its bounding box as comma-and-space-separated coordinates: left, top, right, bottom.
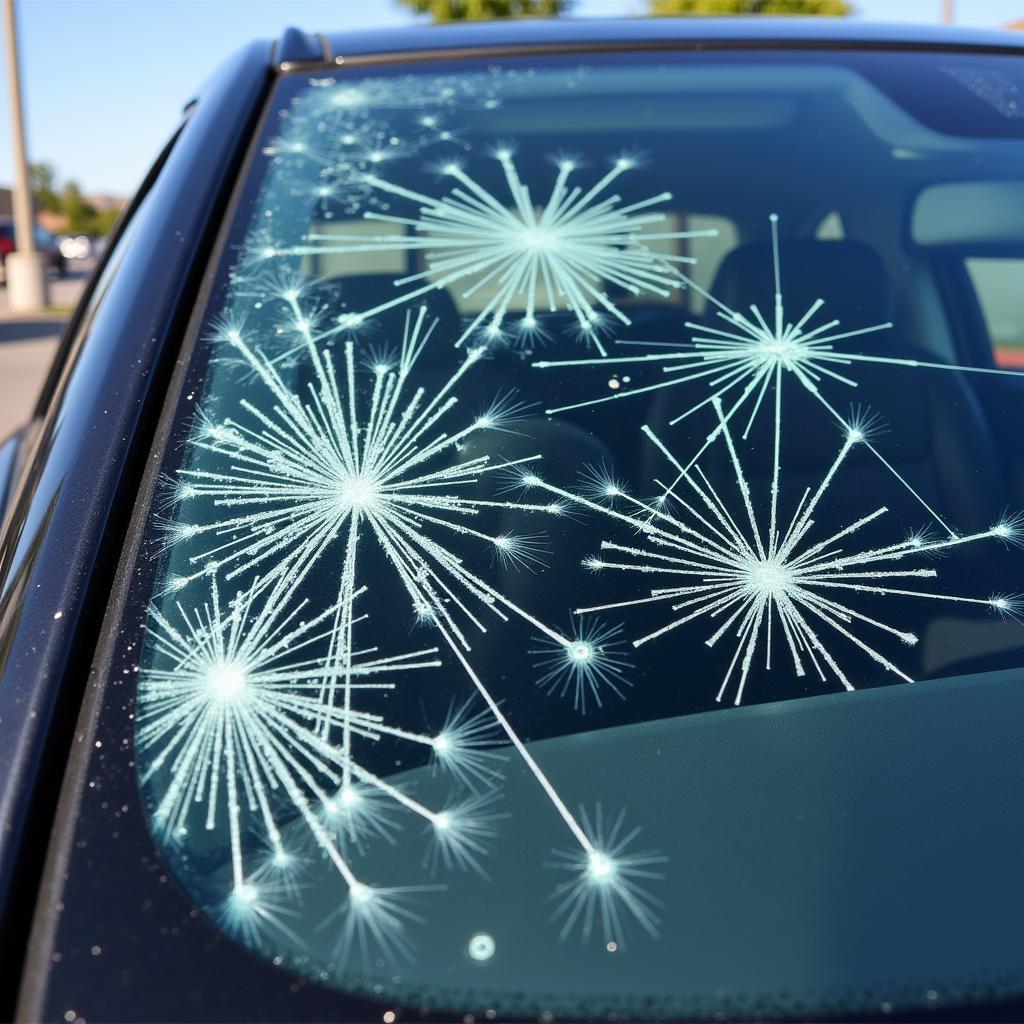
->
2, 16, 1024, 1021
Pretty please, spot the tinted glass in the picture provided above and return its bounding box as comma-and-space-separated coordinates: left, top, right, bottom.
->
73, 50, 1024, 1020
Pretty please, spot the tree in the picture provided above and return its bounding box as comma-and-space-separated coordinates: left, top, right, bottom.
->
60, 181, 94, 232
29, 162, 61, 214
396, 0, 573, 21
82, 206, 120, 237
650, 0, 850, 14
25, 164, 123, 236
60, 180, 119, 235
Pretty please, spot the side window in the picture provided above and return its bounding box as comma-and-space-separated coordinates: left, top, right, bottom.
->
965, 256, 1024, 367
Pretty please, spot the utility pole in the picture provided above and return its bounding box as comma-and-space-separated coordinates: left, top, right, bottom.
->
2, 0, 48, 310
942, 0, 954, 24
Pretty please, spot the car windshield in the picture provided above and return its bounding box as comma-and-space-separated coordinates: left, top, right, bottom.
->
125, 48, 1024, 1018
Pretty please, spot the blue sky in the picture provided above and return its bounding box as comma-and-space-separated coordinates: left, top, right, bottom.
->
1, 0, 1022, 197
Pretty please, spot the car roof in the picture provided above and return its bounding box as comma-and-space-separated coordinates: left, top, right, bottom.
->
315, 16, 1024, 65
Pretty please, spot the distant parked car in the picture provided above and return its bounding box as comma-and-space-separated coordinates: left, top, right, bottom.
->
0, 220, 66, 281
57, 234, 92, 261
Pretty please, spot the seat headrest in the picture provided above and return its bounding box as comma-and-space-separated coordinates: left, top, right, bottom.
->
709, 239, 892, 333
306, 275, 460, 329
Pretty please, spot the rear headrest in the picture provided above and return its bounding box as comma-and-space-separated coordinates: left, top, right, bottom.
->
709, 239, 892, 334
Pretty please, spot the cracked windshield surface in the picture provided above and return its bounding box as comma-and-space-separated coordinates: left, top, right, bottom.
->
126, 49, 1024, 1018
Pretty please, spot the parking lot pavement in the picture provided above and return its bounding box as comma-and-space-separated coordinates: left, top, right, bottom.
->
0, 333, 61, 439
0, 265, 92, 440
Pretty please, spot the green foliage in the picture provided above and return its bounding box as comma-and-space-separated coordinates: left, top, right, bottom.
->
60, 181, 94, 232
396, 0, 573, 22
650, 0, 851, 13
29, 162, 61, 214
61, 182, 119, 236
28, 164, 120, 236
86, 206, 120, 237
